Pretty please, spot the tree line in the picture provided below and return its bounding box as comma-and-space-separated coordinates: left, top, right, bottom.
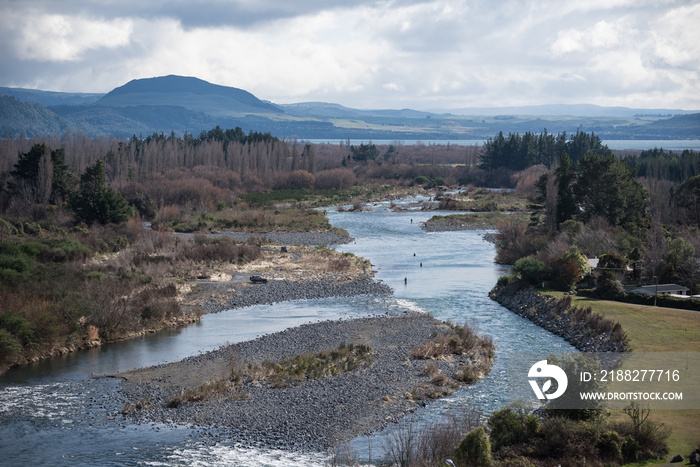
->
479, 129, 612, 171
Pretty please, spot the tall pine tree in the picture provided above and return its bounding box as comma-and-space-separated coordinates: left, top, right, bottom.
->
72, 160, 134, 225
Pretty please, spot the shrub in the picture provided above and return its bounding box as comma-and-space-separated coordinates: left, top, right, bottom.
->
513, 256, 548, 285
548, 256, 580, 291
314, 168, 356, 190
487, 402, 539, 452
596, 430, 623, 464
535, 416, 599, 463
0, 313, 37, 347
495, 274, 517, 289
0, 328, 23, 367
36, 237, 92, 262
167, 379, 231, 407
0, 254, 31, 274
279, 170, 315, 190
455, 426, 492, 467
594, 270, 625, 298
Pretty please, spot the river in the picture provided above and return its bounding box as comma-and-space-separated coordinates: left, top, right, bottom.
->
0, 197, 574, 466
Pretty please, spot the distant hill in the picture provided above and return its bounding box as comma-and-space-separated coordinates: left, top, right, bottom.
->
0, 96, 69, 137
439, 104, 698, 117
96, 75, 283, 117
0, 87, 103, 106
630, 113, 700, 139
279, 102, 433, 119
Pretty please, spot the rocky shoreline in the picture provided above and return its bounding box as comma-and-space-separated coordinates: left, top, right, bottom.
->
118, 315, 494, 452
490, 282, 628, 352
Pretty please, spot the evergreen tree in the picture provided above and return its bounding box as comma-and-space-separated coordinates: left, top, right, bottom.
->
10, 143, 74, 204
350, 143, 379, 162
554, 153, 577, 226
574, 154, 647, 230
72, 160, 134, 225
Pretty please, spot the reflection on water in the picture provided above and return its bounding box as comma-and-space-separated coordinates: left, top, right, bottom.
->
0, 198, 574, 466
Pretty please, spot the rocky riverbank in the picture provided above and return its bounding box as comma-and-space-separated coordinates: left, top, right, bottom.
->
193, 275, 393, 314
490, 282, 628, 352
117, 315, 495, 452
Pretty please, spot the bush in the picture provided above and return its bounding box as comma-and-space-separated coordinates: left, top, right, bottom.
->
594, 270, 625, 298
314, 168, 356, 190
548, 256, 580, 291
596, 430, 623, 464
487, 402, 539, 452
513, 256, 548, 285
455, 426, 492, 467
36, 237, 92, 262
0, 313, 37, 347
0, 328, 23, 367
495, 274, 517, 289
0, 254, 31, 273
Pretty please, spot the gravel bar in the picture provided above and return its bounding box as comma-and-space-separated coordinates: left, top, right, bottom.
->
214, 231, 353, 245
198, 276, 392, 314
118, 315, 488, 452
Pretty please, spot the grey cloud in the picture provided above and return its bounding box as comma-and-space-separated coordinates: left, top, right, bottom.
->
4, 0, 432, 29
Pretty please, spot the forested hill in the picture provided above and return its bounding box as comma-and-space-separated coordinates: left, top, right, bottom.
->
638, 113, 700, 137
96, 75, 282, 116
0, 96, 68, 137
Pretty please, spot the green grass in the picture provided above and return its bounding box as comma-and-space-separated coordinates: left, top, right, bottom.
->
544, 291, 700, 462
544, 292, 700, 352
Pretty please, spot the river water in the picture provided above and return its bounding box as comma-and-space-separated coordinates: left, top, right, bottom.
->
0, 197, 574, 466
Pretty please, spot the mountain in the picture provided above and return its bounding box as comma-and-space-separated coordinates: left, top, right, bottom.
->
0, 87, 103, 106
1, 75, 699, 140
96, 75, 282, 117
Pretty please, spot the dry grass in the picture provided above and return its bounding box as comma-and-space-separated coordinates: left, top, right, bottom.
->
167, 379, 233, 407
382, 407, 484, 466
226, 342, 373, 389
225, 246, 368, 281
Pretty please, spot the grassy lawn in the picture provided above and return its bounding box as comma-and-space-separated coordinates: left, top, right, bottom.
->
545, 291, 700, 463
544, 292, 700, 352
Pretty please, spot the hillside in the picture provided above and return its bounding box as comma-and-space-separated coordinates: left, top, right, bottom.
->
0, 96, 69, 137
642, 112, 700, 136
0, 87, 103, 106
96, 75, 282, 117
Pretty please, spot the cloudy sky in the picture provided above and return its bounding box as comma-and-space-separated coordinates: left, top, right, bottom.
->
1, 0, 698, 110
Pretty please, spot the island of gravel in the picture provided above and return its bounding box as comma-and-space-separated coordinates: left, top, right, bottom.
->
118, 314, 494, 453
